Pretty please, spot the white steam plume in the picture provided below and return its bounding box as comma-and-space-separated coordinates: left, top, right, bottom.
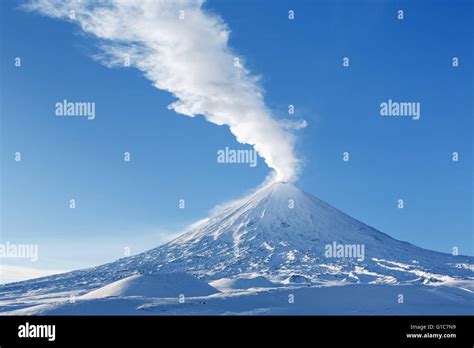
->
23, 0, 302, 181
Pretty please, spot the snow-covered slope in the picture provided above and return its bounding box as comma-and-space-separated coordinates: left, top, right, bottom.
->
210, 275, 277, 290
6, 283, 473, 316
81, 273, 219, 300
1, 182, 472, 309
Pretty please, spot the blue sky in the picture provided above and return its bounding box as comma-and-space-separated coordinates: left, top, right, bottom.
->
1, 0, 472, 281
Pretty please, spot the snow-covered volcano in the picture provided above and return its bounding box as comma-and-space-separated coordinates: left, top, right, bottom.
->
136, 181, 472, 283
2, 182, 472, 301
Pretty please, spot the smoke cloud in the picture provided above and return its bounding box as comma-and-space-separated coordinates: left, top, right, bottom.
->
24, 0, 302, 181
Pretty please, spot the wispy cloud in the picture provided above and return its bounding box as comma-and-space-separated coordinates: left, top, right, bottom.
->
23, 0, 304, 182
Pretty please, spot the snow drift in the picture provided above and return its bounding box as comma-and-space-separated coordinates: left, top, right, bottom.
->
81, 273, 219, 300
210, 275, 276, 290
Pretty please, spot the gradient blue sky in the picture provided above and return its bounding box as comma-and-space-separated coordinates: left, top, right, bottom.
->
1, 0, 472, 281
